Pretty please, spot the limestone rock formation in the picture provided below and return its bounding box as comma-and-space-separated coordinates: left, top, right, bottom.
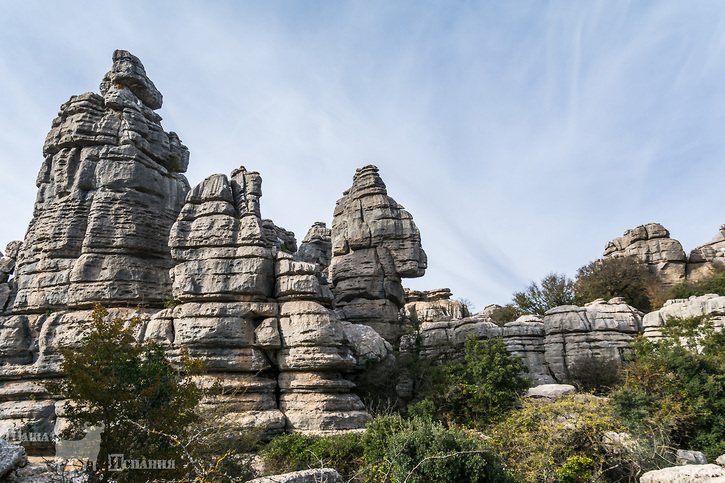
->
330, 165, 427, 342
603, 223, 687, 285
0, 439, 27, 480
640, 464, 725, 483
688, 225, 725, 281
9, 50, 189, 313
403, 288, 470, 323
0, 242, 20, 313
643, 294, 725, 340
248, 468, 343, 483
543, 298, 643, 382
503, 315, 554, 384
296, 222, 332, 275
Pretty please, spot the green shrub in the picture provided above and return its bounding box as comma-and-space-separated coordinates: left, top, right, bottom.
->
612, 315, 725, 460
47, 305, 205, 483
262, 432, 366, 479
513, 273, 575, 316
670, 263, 725, 299
414, 337, 530, 426
363, 415, 514, 483
489, 304, 523, 326
566, 354, 621, 394
488, 394, 667, 482
574, 255, 663, 312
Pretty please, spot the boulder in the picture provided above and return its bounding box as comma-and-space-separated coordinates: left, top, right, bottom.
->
678, 449, 709, 465
640, 464, 725, 482
247, 468, 343, 483
688, 225, 725, 281
0, 439, 27, 479
527, 384, 576, 399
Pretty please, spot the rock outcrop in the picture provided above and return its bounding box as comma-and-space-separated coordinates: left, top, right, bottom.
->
642, 294, 725, 340
640, 464, 725, 483
330, 165, 427, 342
503, 315, 553, 384
603, 223, 687, 285
543, 298, 643, 382
9, 49, 189, 313
688, 225, 725, 281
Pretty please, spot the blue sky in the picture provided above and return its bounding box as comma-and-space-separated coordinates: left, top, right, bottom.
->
2, 1, 725, 311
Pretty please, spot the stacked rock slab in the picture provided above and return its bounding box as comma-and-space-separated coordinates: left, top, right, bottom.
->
330, 165, 427, 343
503, 315, 554, 385
8, 50, 190, 312
642, 294, 725, 341
543, 298, 643, 382
0, 242, 20, 313
167, 169, 368, 432
688, 225, 725, 281
0, 51, 190, 445
603, 223, 687, 285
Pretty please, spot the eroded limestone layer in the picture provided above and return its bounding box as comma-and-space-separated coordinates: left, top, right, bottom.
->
330, 165, 427, 342
603, 223, 687, 285
642, 294, 725, 340
688, 225, 725, 281
9, 50, 189, 313
543, 298, 643, 382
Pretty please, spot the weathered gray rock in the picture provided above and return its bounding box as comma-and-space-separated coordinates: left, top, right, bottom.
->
0, 439, 27, 479
330, 165, 426, 343
643, 294, 725, 340
99, 49, 163, 110
603, 223, 687, 285
296, 222, 332, 275
503, 315, 554, 384
544, 298, 643, 382
641, 464, 725, 482
689, 225, 725, 281
403, 288, 469, 323
10, 51, 189, 313
527, 384, 576, 399
716, 454, 725, 466
4, 242, 21, 261
169, 169, 274, 302
678, 449, 709, 465
247, 468, 343, 483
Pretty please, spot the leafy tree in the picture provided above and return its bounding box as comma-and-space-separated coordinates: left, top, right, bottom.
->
48, 304, 205, 483
574, 255, 662, 312
612, 315, 725, 461
489, 304, 523, 326
414, 337, 530, 426
512, 273, 575, 316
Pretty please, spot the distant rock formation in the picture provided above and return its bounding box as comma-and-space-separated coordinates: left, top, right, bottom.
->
603, 223, 687, 285
643, 294, 725, 340
330, 165, 427, 343
688, 225, 725, 281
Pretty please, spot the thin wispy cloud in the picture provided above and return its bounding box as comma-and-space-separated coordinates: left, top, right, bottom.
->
1, 1, 724, 309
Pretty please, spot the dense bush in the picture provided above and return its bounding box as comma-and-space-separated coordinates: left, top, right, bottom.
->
262, 416, 513, 482
566, 354, 622, 394
612, 315, 725, 460
574, 255, 663, 312
262, 432, 366, 479
488, 394, 669, 482
489, 303, 523, 325
512, 273, 575, 316
412, 337, 530, 426
670, 263, 725, 299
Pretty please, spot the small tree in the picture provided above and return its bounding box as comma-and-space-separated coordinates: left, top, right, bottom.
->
48, 305, 205, 483
574, 256, 661, 312
414, 337, 530, 426
512, 273, 575, 316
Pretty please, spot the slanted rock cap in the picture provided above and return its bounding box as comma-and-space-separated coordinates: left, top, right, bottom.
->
99, 49, 163, 109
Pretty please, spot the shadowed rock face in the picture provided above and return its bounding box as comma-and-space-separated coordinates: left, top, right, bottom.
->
603, 223, 687, 285
688, 225, 725, 281
330, 165, 427, 342
9, 50, 190, 313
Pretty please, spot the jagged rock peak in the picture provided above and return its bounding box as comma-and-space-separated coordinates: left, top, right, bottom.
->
345, 164, 387, 198
99, 50, 163, 110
